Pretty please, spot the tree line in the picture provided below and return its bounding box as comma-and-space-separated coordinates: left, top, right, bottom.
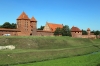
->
0, 22, 16, 29
82, 29, 100, 35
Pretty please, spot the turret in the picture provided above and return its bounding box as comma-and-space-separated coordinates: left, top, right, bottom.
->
30, 16, 37, 36
87, 28, 90, 35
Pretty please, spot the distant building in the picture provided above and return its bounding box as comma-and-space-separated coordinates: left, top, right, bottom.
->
71, 26, 96, 39
43, 22, 63, 32
0, 12, 63, 36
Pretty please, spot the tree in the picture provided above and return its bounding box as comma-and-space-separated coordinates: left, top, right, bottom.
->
91, 30, 95, 33
54, 28, 62, 36
37, 26, 44, 30
94, 30, 100, 35
82, 29, 87, 35
11, 23, 16, 29
54, 25, 71, 36
62, 25, 71, 36
1, 22, 11, 28
0, 22, 16, 29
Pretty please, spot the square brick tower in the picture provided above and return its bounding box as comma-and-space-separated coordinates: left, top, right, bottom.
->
17, 12, 31, 36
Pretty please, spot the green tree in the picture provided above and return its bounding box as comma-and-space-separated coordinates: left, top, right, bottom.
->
11, 23, 16, 29
91, 30, 95, 33
94, 30, 100, 35
54, 28, 62, 36
82, 29, 87, 35
1, 22, 11, 28
54, 25, 71, 36
0, 25, 2, 28
38, 26, 44, 30
62, 25, 71, 36
0, 22, 16, 29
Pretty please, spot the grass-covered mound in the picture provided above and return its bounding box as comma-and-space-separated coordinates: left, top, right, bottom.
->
0, 36, 98, 49
0, 36, 100, 65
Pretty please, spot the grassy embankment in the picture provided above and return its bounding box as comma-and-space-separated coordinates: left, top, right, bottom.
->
14, 51, 100, 66
0, 36, 100, 65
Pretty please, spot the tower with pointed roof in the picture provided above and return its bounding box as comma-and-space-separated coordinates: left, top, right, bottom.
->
87, 28, 90, 35
17, 12, 31, 36
30, 17, 37, 35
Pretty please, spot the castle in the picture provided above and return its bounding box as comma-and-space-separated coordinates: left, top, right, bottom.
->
0, 12, 97, 38
0, 12, 63, 36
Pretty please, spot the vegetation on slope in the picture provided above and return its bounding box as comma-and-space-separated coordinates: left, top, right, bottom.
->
0, 36, 100, 65
14, 51, 100, 66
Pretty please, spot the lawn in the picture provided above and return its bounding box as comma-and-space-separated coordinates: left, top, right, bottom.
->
14, 51, 100, 66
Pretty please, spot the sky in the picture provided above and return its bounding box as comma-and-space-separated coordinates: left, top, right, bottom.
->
0, 0, 100, 31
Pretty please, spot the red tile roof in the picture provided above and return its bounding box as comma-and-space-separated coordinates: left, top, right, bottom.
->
71, 26, 82, 32
30, 17, 37, 22
17, 12, 29, 20
47, 22, 63, 32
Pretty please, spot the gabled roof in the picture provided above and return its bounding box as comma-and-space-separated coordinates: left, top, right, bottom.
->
30, 17, 37, 22
17, 12, 29, 20
71, 26, 82, 32
47, 22, 63, 32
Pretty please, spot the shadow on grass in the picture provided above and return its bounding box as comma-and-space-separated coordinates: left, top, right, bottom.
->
97, 63, 100, 66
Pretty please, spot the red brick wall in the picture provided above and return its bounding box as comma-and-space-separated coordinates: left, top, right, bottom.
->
0, 31, 18, 36
17, 19, 31, 36
71, 32, 82, 38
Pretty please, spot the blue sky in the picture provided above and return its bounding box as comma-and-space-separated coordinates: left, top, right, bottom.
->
0, 0, 100, 31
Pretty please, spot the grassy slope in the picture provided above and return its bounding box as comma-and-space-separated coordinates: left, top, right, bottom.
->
0, 36, 100, 65
15, 52, 100, 66
0, 36, 98, 49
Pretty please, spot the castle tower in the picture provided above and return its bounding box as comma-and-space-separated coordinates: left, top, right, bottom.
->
30, 17, 37, 36
17, 12, 31, 36
87, 28, 91, 35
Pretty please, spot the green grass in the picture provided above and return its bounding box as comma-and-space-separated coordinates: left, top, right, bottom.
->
0, 36, 96, 49
14, 51, 100, 66
0, 36, 100, 65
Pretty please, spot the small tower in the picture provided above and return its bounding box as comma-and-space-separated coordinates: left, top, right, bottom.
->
30, 16, 37, 36
87, 28, 91, 35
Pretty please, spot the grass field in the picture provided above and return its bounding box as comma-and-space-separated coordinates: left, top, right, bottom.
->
13, 51, 100, 66
0, 36, 100, 66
